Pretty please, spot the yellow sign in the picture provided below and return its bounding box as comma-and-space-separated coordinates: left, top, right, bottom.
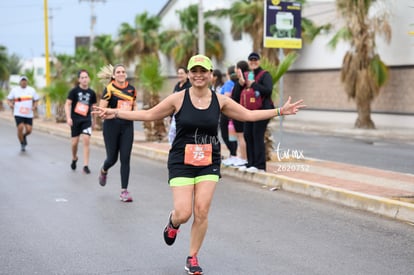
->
264, 1, 302, 49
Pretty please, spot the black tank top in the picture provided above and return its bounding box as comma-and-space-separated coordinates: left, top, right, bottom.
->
168, 88, 221, 166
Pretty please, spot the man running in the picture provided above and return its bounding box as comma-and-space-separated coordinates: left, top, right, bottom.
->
64, 69, 97, 174
7, 75, 40, 152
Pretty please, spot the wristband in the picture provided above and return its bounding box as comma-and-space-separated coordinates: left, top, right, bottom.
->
275, 108, 280, 116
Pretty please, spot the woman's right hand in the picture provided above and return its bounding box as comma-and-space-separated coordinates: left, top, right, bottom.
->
92, 106, 116, 119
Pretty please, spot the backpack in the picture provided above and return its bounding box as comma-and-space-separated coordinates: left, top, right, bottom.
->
240, 70, 267, 110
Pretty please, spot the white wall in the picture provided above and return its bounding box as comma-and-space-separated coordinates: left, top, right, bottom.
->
159, 0, 414, 74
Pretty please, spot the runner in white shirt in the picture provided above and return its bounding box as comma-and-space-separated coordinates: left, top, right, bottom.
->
7, 75, 40, 152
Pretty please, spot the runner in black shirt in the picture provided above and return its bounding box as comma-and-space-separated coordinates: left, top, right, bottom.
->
64, 69, 97, 174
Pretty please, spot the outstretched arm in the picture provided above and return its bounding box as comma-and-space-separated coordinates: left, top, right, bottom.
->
221, 95, 306, 122
93, 94, 176, 121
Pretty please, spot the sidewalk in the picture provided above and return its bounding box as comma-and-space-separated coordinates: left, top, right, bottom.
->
2, 110, 414, 223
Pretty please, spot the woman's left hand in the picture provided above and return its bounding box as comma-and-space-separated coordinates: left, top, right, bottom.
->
280, 96, 306, 115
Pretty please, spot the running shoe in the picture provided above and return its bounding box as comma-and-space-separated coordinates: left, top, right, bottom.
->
163, 212, 180, 246
99, 169, 107, 186
185, 255, 203, 275
71, 158, 78, 170
232, 157, 248, 167
22, 134, 27, 146
222, 156, 236, 166
20, 144, 26, 152
83, 166, 91, 174
120, 190, 133, 202
246, 166, 259, 173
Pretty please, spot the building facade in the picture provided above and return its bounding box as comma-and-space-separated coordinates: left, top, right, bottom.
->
158, 0, 414, 114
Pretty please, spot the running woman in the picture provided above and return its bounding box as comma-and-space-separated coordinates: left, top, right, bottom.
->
97, 64, 137, 202
7, 75, 40, 152
93, 55, 305, 274
64, 69, 97, 174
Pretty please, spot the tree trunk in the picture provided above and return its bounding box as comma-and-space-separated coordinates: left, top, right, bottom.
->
265, 127, 274, 161
141, 90, 167, 142
355, 98, 375, 129
55, 103, 66, 123
142, 89, 153, 141
151, 93, 167, 142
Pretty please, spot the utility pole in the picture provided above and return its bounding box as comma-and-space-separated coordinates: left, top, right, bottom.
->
198, 0, 205, 55
79, 0, 106, 50
43, 0, 51, 119
48, 7, 61, 57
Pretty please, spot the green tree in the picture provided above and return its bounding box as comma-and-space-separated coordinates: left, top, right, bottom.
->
137, 55, 166, 141
159, 4, 224, 67
44, 80, 71, 123
93, 34, 116, 65
0, 46, 8, 82
329, 0, 391, 129
0, 46, 9, 111
117, 11, 161, 65
7, 54, 23, 75
117, 12, 168, 141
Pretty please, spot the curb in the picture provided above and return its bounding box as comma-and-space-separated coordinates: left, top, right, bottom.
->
130, 137, 414, 224
3, 115, 414, 224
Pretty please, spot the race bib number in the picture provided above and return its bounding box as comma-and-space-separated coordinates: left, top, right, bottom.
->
74, 102, 89, 116
184, 144, 212, 166
117, 100, 133, 110
19, 106, 31, 115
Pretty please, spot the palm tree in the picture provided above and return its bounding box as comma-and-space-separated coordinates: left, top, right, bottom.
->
329, 0, 391, 129
93, 35, 116, 65
117, 11, 161, 65
117, 12, 167, 141
0, 45, 9, 111
159, 4, 224, 67
137, 55, 166, 141
44, 80, 71, 123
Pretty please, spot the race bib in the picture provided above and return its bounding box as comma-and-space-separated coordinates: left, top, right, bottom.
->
184, 144, 212, 166
117, 100, 133, 110
19, 106, 31, 115
74, 102, 89, 116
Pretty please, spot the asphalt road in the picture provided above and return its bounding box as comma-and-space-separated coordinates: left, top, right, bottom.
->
1, 119, 414, 275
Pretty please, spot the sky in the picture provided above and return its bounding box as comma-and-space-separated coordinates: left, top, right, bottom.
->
0, 0, 167, 59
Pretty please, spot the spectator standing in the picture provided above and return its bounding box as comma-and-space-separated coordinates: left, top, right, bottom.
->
169, 66, 192, 144
220, 65, 239, 166
230, 60, 250, 166
211, 69, 224, 94
239, 52, 274, 173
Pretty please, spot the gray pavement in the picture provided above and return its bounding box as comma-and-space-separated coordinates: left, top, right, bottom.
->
1, 109, 413, 224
